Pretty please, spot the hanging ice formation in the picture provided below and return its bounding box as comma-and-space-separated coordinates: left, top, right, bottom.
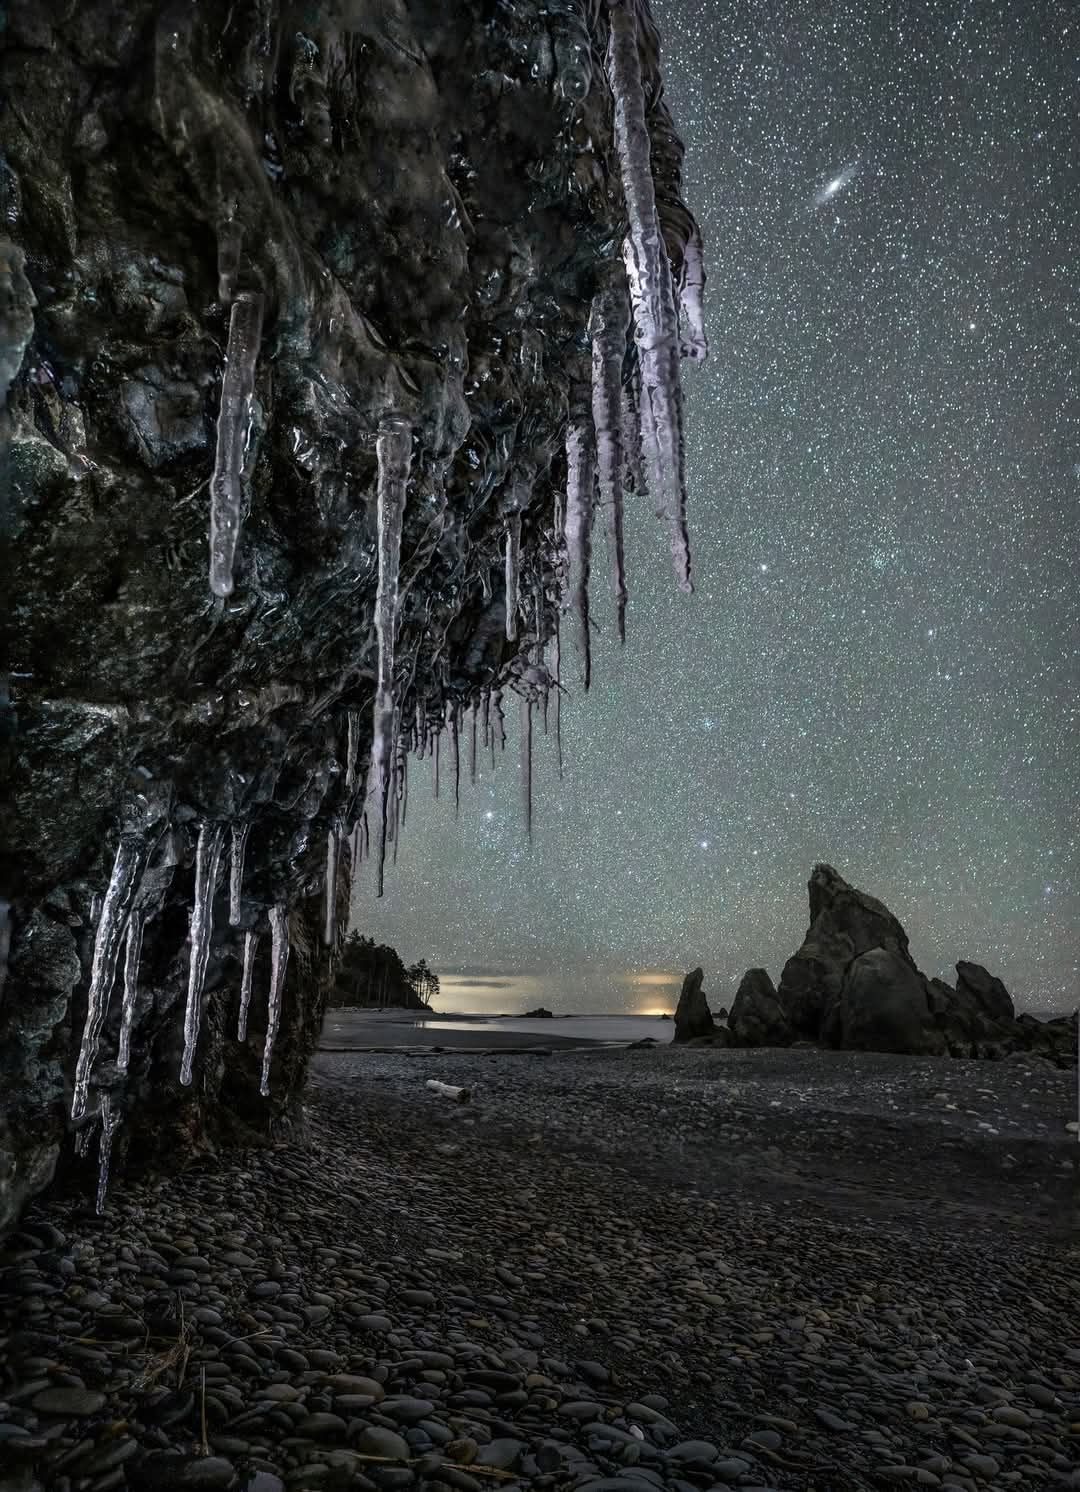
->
677, 220, 708, 362
345, 708, 360, 794
216, 215, 242, 304
370, 414, 411, 897
71, 834, 151, 1122
504, 510, 522, 641
260, 902, 290, 1097
605, 1, 691, 591
590, 281, 630, 641
563, 416, 596, 689
521, 693, 533, 841
95, 1093, 121, 1216
554, 614, 563, 775
228, 821, 250, 926
179, 821, 226, 1087
451, 705, 461, 815
116, 906, 146, 1073
238, 927, 258, 1041
208, 289, 264, 598
323, 821, 341, 946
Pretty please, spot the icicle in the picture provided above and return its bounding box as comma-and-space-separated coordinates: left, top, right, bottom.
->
180, 822, 226, 1087
217, 215, 242, 305
496, 690, 507, 750
209, 290, 265, 598
433, 728, 440, 799
678, 220, 708, 362
621, 373, 646, 495
504, 511, 522, 640
469, 702, 478, 784
451, 706, 461, 816
323, 822, 341, 947
521, 694, 533, 841
72, 835, 149, 1122
0, 898, 10, 1009
238, 927, 258, 1041
399, 747, 409, 832
75, 1123, 94, 1158
606, 3, 691, 591
116, 906, 146, 1073
371, 414, 411, 898
563, 417, 596, 690
554, 615, 563, 778
95, 1093, 121, 1216
590, 283, 629, 641
345, 708, 361, 793
228, 821, 250, 926
260, 902, 290, 1097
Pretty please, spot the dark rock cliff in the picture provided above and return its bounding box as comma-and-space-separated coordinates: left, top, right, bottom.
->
0, 0, 702, 1230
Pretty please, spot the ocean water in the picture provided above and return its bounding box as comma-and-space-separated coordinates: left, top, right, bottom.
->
322, 1009, 674, 1047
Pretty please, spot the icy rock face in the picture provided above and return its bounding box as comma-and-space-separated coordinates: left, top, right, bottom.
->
0, 0, 701, 1231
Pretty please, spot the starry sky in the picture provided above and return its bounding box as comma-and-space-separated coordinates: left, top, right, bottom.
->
352, 0, 1080, 1015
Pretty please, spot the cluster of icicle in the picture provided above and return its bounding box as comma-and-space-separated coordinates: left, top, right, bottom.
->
71, 801, 292, 1214
355, 0, 707, 885
73, 0, 704, 1213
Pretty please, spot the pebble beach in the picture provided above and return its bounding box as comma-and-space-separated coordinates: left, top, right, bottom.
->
2, 1034, 1077, 1492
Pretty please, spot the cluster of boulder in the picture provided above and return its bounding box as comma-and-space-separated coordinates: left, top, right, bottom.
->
675, 865, 1077, 1067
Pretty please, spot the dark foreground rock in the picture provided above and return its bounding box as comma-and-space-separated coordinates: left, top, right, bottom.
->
1, 1044, 1076, 1492
0, 0, 701, 1232
702, 865, 1077, 1065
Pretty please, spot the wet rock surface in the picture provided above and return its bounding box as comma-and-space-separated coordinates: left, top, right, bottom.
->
0, 0, 700, 1230
2, 1046, 1076, 1492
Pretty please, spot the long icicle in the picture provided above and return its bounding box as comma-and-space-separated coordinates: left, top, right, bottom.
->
606, 1, 691, 590
72, 836, 149, 1121
95, 1094, 122, 1216
504, 510, 522, 641
555, 615, 563, 778
563, 416, 596, 690
590, 281, 630, 641
116, 905, 146, 1073
323, 822, 341, 947
452, 705, 461, 816
238, 927, 258, 1041
521, 693, 533, 842
345, 708, 360, 794
228, 821, 250, 926
180, 822, 226, 1087
371, 415, 411, 897
209, 290, 264, 597
260, 902, 289, 1097
678, 220, 708, 363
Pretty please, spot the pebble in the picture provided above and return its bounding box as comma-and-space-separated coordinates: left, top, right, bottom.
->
31, 1387, 107, 1416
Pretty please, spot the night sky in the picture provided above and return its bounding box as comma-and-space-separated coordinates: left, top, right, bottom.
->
352, 0, 1080, 1015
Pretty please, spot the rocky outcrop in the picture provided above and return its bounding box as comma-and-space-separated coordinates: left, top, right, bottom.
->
821, 947, 947, 1057
674, 967, 719, 1043
727, 968, 788, 1048
721, 866, 1077, 1066
0, 0, 702, 1231
776, 863, 914, 1039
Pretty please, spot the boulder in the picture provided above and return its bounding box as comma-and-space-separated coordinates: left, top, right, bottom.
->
673, 968, 715, 1043
523, 1007, 554, 1019
824, 948, 947, 1056
955, 961, 1015, 1023
727, 968, 791, 1047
